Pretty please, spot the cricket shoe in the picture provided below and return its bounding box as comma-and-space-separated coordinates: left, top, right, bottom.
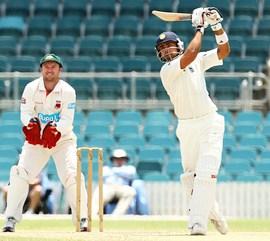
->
190, 223, 207, 235
210, 217, 228, 235
2, 217, 16, 232
80, 218, 89, 232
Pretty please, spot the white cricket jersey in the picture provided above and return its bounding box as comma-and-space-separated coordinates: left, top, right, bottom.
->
20, 77, 76, 141
160, 48, 222, 120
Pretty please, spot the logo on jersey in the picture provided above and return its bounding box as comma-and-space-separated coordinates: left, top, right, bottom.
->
68, 102, 76, 109
188, 67, 194, 72
55, 100, 61, 109
38, 112, 60, 124
21, 97, 26, 104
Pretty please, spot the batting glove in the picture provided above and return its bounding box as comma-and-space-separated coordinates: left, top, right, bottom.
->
192, 7, 209, 34
204, 7, 223, 31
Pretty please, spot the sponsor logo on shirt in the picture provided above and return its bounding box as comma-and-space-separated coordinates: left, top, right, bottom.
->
38, 112, 60, 124
68, 102, 76, 109
55, 100, 61, 109
21, 97, 26, 104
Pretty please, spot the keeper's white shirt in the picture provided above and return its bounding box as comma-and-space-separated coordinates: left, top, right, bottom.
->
160, 48, 222, 120
20, 77, 76, 142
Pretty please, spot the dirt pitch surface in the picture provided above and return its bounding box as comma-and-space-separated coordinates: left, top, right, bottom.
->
0, 215, 269, 241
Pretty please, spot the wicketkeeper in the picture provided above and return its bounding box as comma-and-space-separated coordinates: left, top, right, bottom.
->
2, 54, 89, 232
155, 7, 230, 235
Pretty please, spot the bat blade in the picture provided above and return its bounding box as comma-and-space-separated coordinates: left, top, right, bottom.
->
152, 10, 192, 22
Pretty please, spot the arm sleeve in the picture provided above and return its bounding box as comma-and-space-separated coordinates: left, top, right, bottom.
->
112, 165, 137, 180
20, 84, 36, 126
56, 89, 76, 135
200, 48, 223, 71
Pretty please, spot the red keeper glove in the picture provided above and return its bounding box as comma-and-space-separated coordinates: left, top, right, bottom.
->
22, 117, 42, 145
42, 121, 61, 149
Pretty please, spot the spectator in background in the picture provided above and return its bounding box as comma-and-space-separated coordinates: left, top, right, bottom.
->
92, 148, 149, 215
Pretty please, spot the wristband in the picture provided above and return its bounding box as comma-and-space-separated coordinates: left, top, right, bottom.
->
196, 26, 204, 35
215, 32, 228, 45
211, 23, 222, 31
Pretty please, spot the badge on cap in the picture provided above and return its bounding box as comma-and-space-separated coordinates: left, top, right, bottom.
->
159, 33, 166, 40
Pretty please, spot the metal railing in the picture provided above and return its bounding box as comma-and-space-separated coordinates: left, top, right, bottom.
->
0, 71, 269, 111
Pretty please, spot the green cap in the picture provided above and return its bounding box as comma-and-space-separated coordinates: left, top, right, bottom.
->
40, 53, 63, 67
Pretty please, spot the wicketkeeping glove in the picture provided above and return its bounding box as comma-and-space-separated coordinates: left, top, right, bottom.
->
192, 7, 209, 34
41, 121, 61, 149
22, 117, 42, 145
204, 7, 223, 31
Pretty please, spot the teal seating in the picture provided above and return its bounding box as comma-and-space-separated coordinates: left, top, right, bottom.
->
0, 146, 18, 160
55, 16, 82, 37
121, 57, 149, 72
229, 147, 257, 162
0, 123, 22, 135
232, 57, 260, 72
219, 110, 234, 125
239, 135, 267, 152
0, 111, 20, 123
235, 111, 263, 125
119, 136, 145, 150
142, 17, 168, 36
114, 124, 140, 139
234, 123, 258, 138
0, 56, 9, 72
10, 56, 37, 72
68, 78, 95, 99
27, 16, 53, 38
229, 36, 244, 57
34, 0, 60, 18
64, 57, 92, 72
245, 36, 270, 61
206, 0, 231, 17
168, 148, 181, 162
263, 0, 270, 15
20, 36, 47, 57
260, 149, 270, 160
91, 0, 116, 16
235, 172, 264, 182
234, 0, 259, 17
78, 36, 104, 57
254, 161, 270, 179
131, 78, 153, 100
154, 80, 169, 100
210, 59, 232, 72
136, 160, 163, 178
87, 136, 115, 153
0, 36, 17, 56
148, 136, 177, 152
143, 172, 170, 182
62, 0, 89, 18
228, 16, 254, 37
50, 36, 75, 57
115, 111, 142, 125
257, 16, 270, 36
170, 22, 194, 38
84, 15, 111, 37
5, 0, 31, 18
148, 57, 163, 72
92, 57, 121, 72
201, 37, 215, 52
87, 111, 114, 126
106, 36, 132, 57
0, 16, 25, 38
135, 36, 156, 57
96, 78, 123, 100
84, 125, 111, 139
223, 160, 252, 176
145, 110, 174, 125
144, 125, 170, 139
223, 134, 237, 153
166, 161, 183, 180
119, 0, 145, 17
113, 16, 140, 37
176, 0, 206, 13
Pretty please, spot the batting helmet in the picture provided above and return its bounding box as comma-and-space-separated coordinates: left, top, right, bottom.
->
40, 53, 63, 67
155, 31, 184, 63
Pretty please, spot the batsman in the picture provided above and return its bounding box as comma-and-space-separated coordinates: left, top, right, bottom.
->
155, 7, 230, 235
2, 54, 89, 232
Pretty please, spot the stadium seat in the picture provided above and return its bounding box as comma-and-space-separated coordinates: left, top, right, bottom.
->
229, 36, 244, 57
27, 16, 53, 38
113, 16, 140, 37
229, 147, 257, 163
87, 136, 116, 153
0, 123, 22, 135
235, 172, 264, 182
0, 56, 9, 72
148, 57, 163, 72
169, 22, 193, 39
261, 124, 270, 140
64, 57, 92, 72
62, 0, 89, 18
166, 161, 183, 180
0, 36, 17, 56
34, 0, 60, 18
55, 16, 82, 37
206, 0, 231, 17
143, 172, 170, 181
235, 111, 263, 125
201, 36, 215, 52
234, 123, 258, 138
86, 111, 114, 126
115, 110, 143, 125
134, 36, 156, 57
121, 57, 149, 72
260, 149, 270, 161
148, 0, 176, 15
78, 36, 104, 57
10, 56, 37, 72
245, 36, 270, 61
142, 17, 168, 36
154, 80, 169, 100
218, 110, 234, 126
20, 36, 47, 57
168, 148, 181, 162
119, 136, 145, 151
228, 16, 254, 37
130, 78, 153, 100
5, 0, 31, 18
232, 57, 261, 72
92, 57, 121, 72
68, 78, 95, 99
119, 0, 145, 17
223, 134, 237, 153
0, 16, 25, 38
234, 0, 259, 17
256, 16, 270, 36
0, 111, 21, 123
223, 160, 252, 177
0, 146, 19, 160
144, 125, 170, 139
84, 124, 111, 139
91, 0, 116, 16
239, 135, 267, 152
254, 161, 270, 179
106, 36, 132, 57
49, 36, 75, 57
114, 124, 140, 139
145, 110, 174, 125
84, 15, 111, 37
96, 78, 123, 100
263, 0, 270, 16
148, 136, 177, 152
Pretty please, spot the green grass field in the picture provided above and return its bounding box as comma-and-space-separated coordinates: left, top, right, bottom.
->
0, 215, 270, 241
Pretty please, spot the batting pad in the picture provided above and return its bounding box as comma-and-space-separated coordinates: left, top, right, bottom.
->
188, 176, 217, 229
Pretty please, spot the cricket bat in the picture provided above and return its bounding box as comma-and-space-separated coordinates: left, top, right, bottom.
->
152, 10, 192, 22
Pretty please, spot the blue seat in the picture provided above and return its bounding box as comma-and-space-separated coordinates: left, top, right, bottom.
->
234, 0, 259, 17
106, 36, 132, 57
235, 172, 264, 182
78, 36, 104, 57
0, 16, 25, 38
68, 78, 95, 99
228, 16, 254, 37
0, 55, 9, 72
148, 136, 177, 152
138, 146, 165, 162
129, 78, 153, 100
145, 110, 174, 125
143, 172, 170, 182
119, 0, 145, 17
176, 0, 206, 13
20, 36, 47, 57
5, 0, 31, 18
234, 123, 258, 138
229, 36, 244, 57
64, 57, 92, 72
0, 123, 22, 135
115, 111, 142, 125
229, 148, 257, 163
0, 36, 17, 56
0, 111, 21, 123
87, 136, 115, 153
113, 16, 140, 37
260, 149, 270, 161
144, 125, 170, 139
121, 57, 149, 72
84, 15, 111, 37
235, 111, 263, 125
254, 161, 270, 179
168, 148, 181, 162
218, 110, 234, 125
135, 36, 156, 57
62, 0, 88, 18
245, 36, 270, 61
119, 136, 145, 151
148, 57, 163, 72
92, 57, 121, 72
148, 0, 175, 14
142, 17, 168, 36
232, 57, 261, 72
55, 16, 82, 37
10, 56, 37, 72
263, 0, 270, 15
223, 134, 237, 153
34, 0, 60, 18
86, 111, 114, 126
27, 16, 53, 37
207, 0, 231, 17
91, 0, 116, 17
50, 36, 75, 57
114, 124, 140, 139
166, 161, 183, 181
0, 146, 18, 160
96, 78, 123, 100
